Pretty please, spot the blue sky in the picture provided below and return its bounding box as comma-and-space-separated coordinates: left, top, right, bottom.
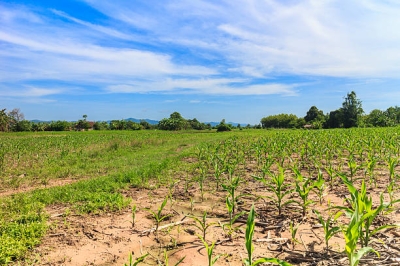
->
1, 0, 400, 124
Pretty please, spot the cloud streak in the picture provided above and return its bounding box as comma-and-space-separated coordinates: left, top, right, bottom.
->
1, 0, 400, 123
105, 78, 297, 96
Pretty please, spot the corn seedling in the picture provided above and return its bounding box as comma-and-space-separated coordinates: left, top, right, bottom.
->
221, 196, 246, 239
386, 156, 398, 181
254, 166, 294, 215
325, 164, 336, 188
338, 174, 395, 247
146, 196, 171, 240
386, 179, 400, 210
293, 167, 316, 217
124, 252, 148, 266
289, 221, 300, 249
221, 176, 241, 217
341, 203, 379, 266
197, 161, 208, 202
198, 235, 223, 266
313, 170, 327, 205
244, 205, 292, 266
163, 249, 185, 266
131, 204, 137, 228
347, 156, 361, 183
211, 155, 224, 191
365, 155, 377, 187
167, 180, 179, 206
190, 197, 195, 214
314, 210, 341, 252
189, 211, 216, 243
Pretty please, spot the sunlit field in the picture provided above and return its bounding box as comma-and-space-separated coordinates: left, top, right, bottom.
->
1, 128, 400, 265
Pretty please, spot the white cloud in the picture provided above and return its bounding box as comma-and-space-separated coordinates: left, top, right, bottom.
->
0, 86, 63, 97
105, 78, 297, 96
2, 0, 400, 104
83, 0, 400, 78
50, 9, 133, 40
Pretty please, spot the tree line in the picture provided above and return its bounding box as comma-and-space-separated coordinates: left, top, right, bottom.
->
261, 91, 400, 129
0, 110, 157, 132
0, 109, 257, 132
1, 91, 399, 132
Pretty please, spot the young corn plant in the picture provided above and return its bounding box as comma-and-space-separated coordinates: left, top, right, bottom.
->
211, 156, 224, 191
325, 164, 336, 188
289, 221, 300, 249
189, 211, 216, 243
347, 156, 361, 183
313, 170, 327, 205
292, 167, 316, 217
163, 249, 185, 266
386, 156, 398, 181
221, 196, 246, 239
221, 176, 241, 219
364, 155, 377, 187
197, 161, 208, 202
341, 203, 379, 266
337, 173, 395, 247
314, 210, 341, 252
198, 235, 223, 266
259, 155, 274, 179
146, 196, 171, 240
253, 166, 294, 216
124, 253, 148, 266
386, 178, 400, 210
243, 205, 292, 266
131, 204, 137, 228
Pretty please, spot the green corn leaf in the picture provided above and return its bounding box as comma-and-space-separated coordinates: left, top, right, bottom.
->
351, 247, 379, 266
252, 258, 293, 266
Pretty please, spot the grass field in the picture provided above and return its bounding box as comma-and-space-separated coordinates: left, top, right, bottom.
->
1, 128, 400, 265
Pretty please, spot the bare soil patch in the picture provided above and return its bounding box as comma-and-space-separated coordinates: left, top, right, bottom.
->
14, 171, 400, 266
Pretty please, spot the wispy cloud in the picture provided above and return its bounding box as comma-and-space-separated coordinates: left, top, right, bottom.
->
81, 0, 400, 78
0, 86, 63, 97
105, 78, 297, 96
1, 0, 400, 123
50, 9, 133, 40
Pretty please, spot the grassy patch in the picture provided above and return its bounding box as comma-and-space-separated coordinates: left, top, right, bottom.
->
0, 130, 232, 264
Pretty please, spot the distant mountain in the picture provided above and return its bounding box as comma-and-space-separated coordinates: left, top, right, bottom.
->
124, 118, 159, 125
205, 121, 243, 127
30, 119, 50, 123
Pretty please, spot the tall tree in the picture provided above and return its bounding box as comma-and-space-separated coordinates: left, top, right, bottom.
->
158, 112, 189, 130
341, 91, 363, 128
385, 106, 400, 125
8, 108, 25, 131
0, 109, 9, 132
304, 106, 324, 123
261, 113, 303, 128
326, 109, 343, 128
366, 109, 388, 127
